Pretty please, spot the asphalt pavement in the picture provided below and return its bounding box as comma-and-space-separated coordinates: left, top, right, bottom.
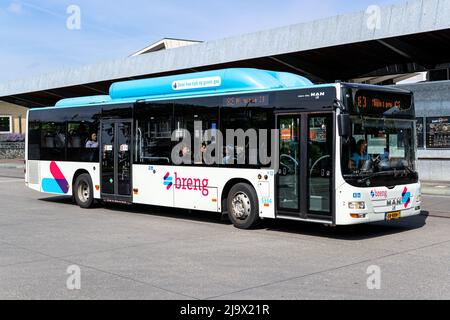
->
0, 166, 449, 300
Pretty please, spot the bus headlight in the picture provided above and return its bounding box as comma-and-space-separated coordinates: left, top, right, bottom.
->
348, 202, 366, 210
416, 195, 421, 203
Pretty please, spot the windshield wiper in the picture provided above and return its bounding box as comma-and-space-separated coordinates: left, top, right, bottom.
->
356, 168, 416, 184
356, 171, 398, 184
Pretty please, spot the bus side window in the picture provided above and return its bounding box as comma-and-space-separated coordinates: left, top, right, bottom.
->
28, 120, 41, 160
135, 104, 173, 165
220, 108, 272, 167
67, 121, 99, 162
41, 121, 66, 161
173, 103, 219, 166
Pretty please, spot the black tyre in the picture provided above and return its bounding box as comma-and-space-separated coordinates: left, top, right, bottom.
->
227, 183, 260, 229
74, 174, 94, 209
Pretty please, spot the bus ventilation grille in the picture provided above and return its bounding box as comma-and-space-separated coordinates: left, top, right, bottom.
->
28, 161, 40, 185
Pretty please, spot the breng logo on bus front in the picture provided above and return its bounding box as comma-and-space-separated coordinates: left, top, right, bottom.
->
164, 172, 210, 197
370, 189, 388, 199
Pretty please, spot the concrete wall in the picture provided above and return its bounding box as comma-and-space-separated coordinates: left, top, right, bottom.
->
396, 81, 450, 181
0, 101, 27, 135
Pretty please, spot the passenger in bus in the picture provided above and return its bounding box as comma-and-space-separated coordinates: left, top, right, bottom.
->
195, 142, 208, 165
349, 139, 369, 169
223, 145, 235, 165
378, 147, 389, 161
85, 133, 98, 148
54, 130, 66, 148
178, 144, 191, 163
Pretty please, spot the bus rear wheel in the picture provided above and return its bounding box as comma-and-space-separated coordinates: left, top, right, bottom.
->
74, 174, 94, 209
227, 183, 260, 229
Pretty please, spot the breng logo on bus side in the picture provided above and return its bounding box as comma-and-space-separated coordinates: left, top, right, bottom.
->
163, 172, 210, 197
163, 172, 173, 190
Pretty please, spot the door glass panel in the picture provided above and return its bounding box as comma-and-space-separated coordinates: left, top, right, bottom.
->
117, 122, 132, 196
278, 117, 300, 210
308, 115, 332, 215
101, 123, 115, 195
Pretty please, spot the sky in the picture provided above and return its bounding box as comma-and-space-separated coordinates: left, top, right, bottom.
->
0, 0, 403, 83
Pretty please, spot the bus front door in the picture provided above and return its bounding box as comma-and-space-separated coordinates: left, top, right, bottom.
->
100, 120, 133, 203
276, 113, 333, 221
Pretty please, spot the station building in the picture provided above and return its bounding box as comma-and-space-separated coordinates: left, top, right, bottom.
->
1, 0, 450, 180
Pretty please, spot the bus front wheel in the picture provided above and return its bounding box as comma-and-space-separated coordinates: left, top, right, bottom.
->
227, 183, 260, 229
74, 174, 94, 209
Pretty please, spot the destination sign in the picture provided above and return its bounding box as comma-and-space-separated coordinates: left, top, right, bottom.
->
223, 94, 270, 107
350, 90, 412, 115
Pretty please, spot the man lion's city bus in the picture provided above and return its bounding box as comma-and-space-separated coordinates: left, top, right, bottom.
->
25, 68, 421, 229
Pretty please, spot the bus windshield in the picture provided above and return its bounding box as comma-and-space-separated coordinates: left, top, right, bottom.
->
341, 116, 418, 187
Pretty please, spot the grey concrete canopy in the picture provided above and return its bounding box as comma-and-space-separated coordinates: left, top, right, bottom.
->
1, 0, 450, 107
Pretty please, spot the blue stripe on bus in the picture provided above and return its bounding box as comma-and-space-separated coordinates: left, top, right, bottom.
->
42, 178, 66, 194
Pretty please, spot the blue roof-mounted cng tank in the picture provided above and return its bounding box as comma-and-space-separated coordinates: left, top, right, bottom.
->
55, 95, 112, 108
54, 68, 314, 107
109, 68, 313, 100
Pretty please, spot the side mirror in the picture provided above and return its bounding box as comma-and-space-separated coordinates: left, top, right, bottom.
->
338, 114, 351, 137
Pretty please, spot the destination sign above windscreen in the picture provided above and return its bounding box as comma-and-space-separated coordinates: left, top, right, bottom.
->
223, 94, 270, 108
351, 90, 412, 115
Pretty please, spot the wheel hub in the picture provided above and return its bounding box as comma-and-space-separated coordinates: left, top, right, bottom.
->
231, 192, 251, 220
78, 181, 90, 203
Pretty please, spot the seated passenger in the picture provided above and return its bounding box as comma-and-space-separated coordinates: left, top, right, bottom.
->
195, 142, 207, 165
85, 133, 98, 148
380, 148, 390, 161
223, 145, 235, 165
350, 139, 369, 169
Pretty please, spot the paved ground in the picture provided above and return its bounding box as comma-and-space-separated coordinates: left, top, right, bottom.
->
0, 167, 449, 300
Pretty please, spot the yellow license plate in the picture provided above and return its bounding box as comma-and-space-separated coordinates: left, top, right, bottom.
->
386, 211, 401, 220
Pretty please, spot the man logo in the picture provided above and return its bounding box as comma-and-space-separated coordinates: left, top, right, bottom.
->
387, 198, 402, 206
164, 172, 173, 190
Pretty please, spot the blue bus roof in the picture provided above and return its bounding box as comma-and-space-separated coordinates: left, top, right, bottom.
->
54, 68, 316, 108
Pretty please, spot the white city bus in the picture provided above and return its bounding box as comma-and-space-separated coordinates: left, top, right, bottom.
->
25, 68, 421, 229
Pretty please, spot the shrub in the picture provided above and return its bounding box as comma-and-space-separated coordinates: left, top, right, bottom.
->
0, 133, 25, 142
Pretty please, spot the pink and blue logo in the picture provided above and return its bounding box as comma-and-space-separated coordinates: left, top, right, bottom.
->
42, 161, 69, 194
402, 187, 411, 208
163, 172, 173, 190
